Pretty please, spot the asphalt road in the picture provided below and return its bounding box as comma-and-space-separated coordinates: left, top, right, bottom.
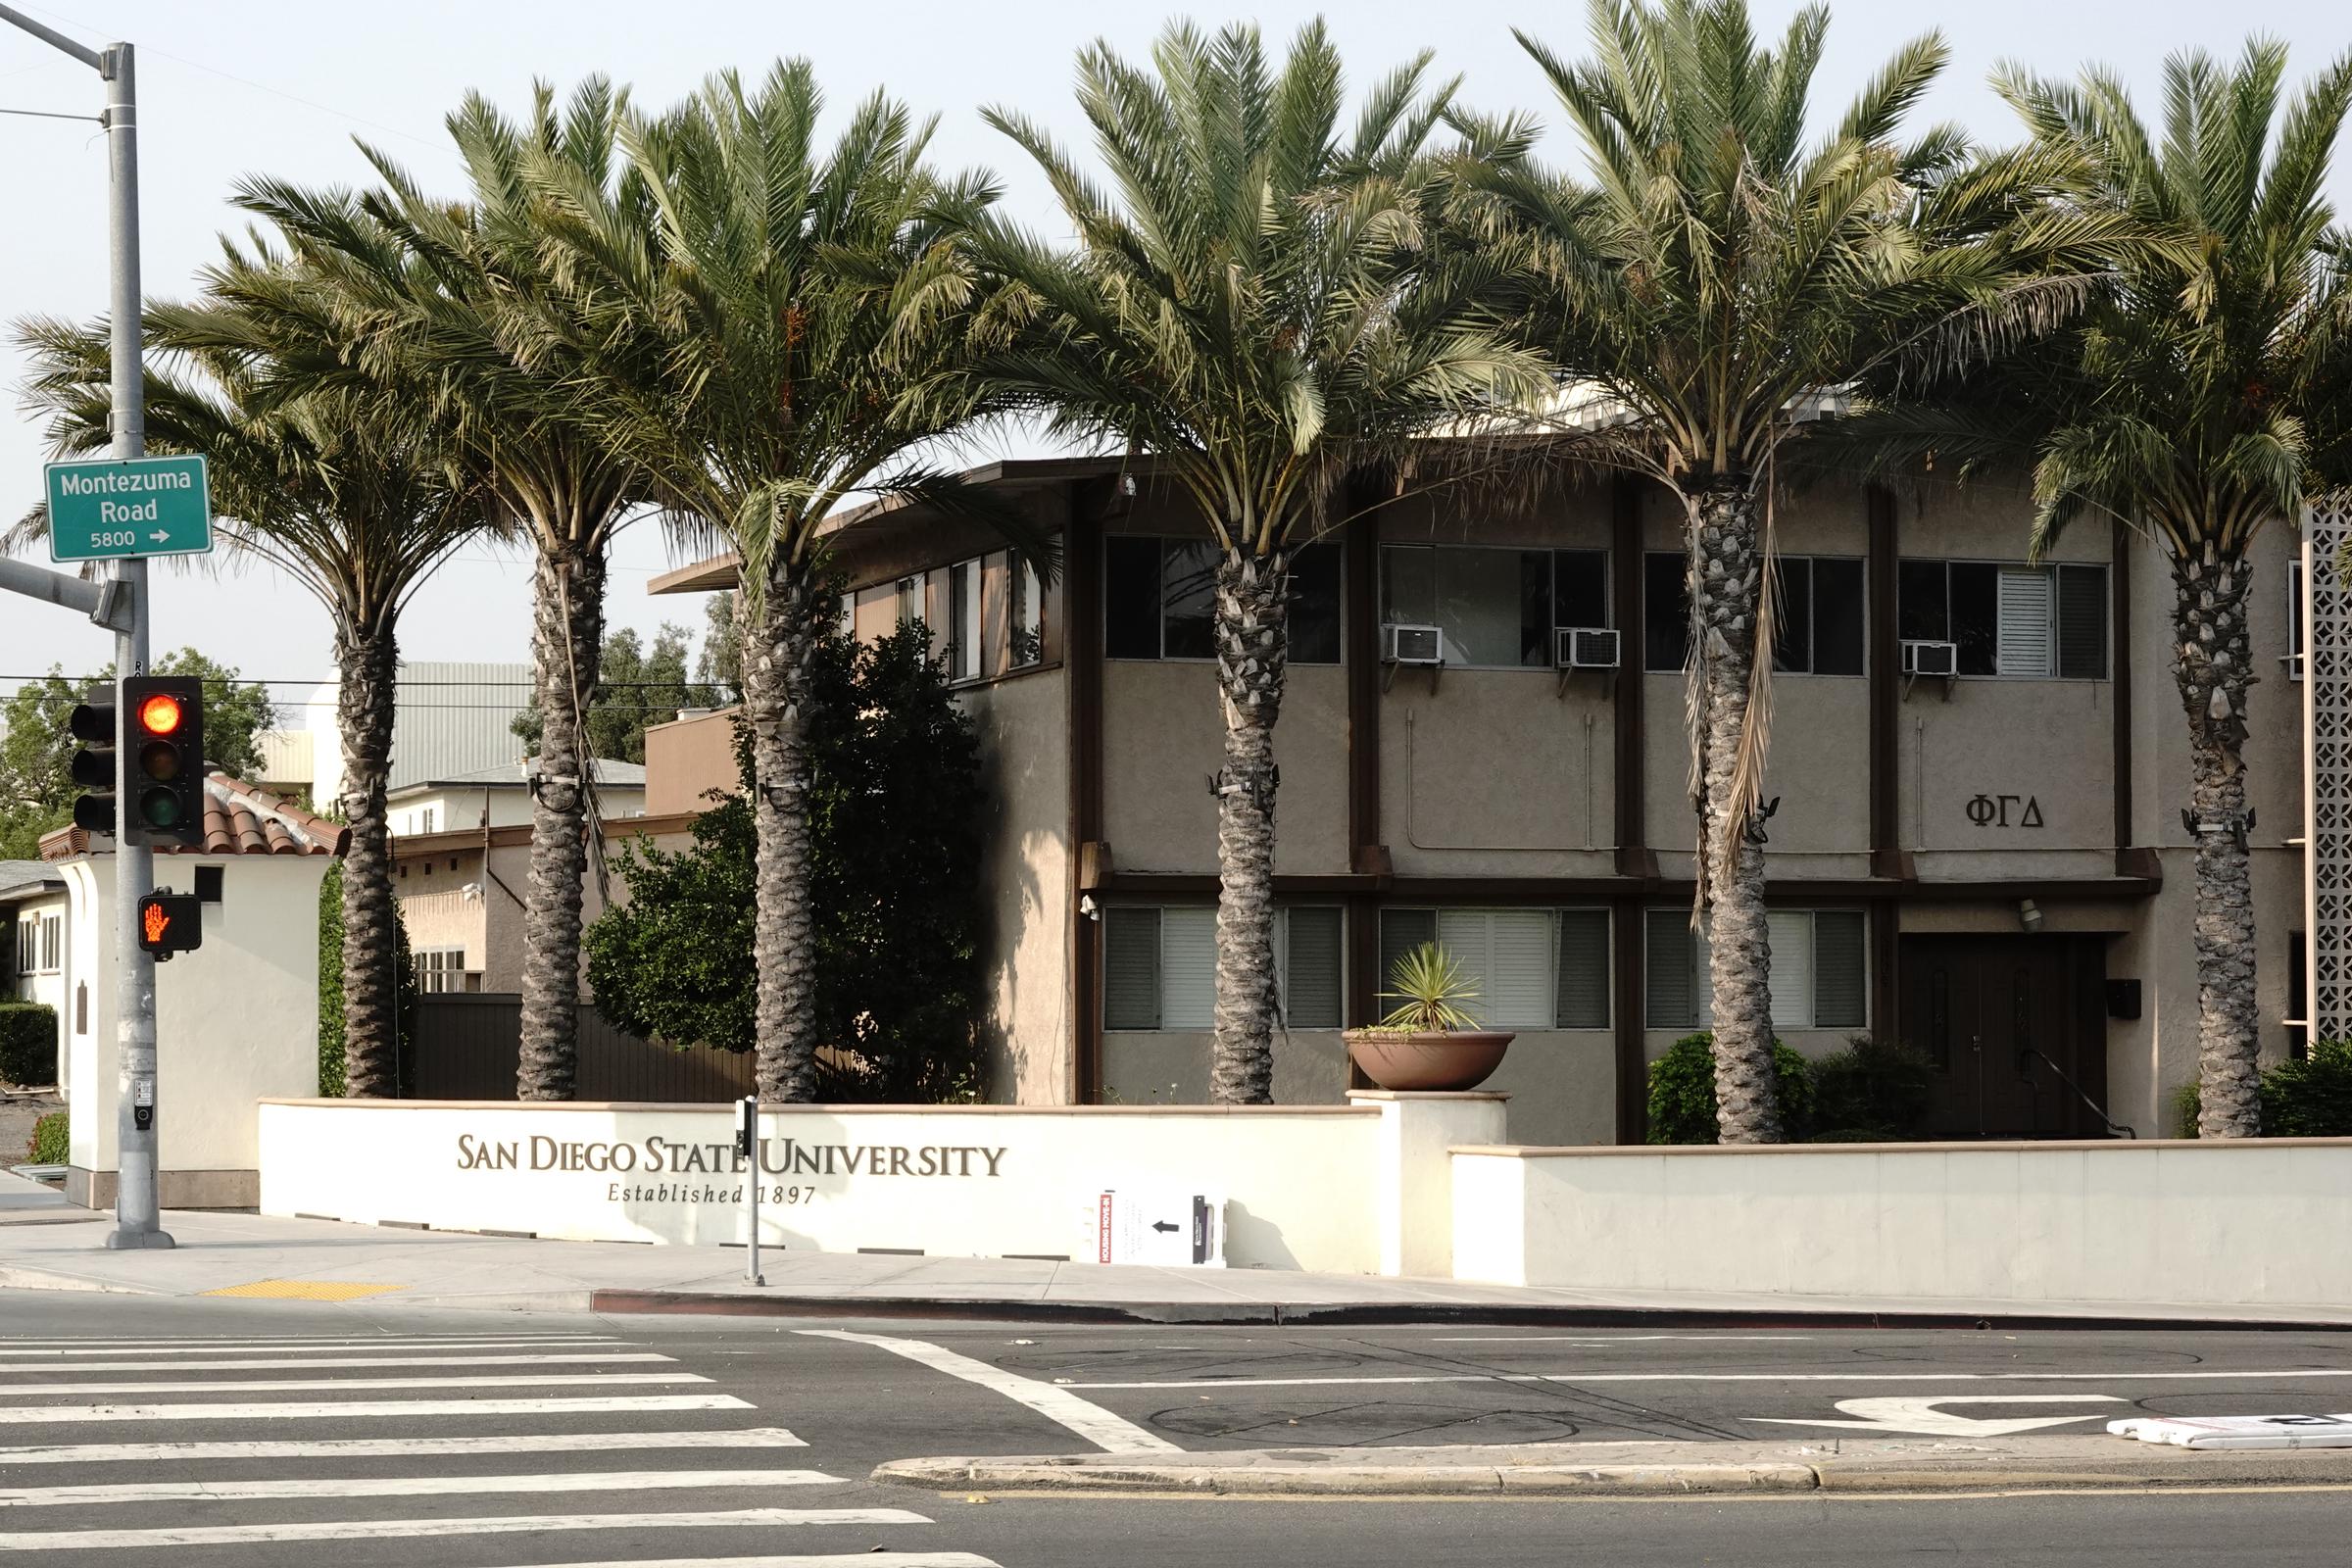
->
2, 1290, 2349, 1567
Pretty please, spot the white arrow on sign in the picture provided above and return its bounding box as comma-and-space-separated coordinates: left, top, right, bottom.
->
148, 530, 170, 543
1753, 1395, 2127, 1438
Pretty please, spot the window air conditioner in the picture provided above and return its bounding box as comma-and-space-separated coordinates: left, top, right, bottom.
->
1556, 626, 1620, 670
1901, 639, 1958, 677
1383, 623, 1444, 665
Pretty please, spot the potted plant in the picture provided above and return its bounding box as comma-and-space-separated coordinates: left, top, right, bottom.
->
1344, 942, 1514, 1092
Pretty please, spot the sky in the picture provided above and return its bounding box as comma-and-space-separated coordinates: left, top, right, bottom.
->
0, 0, 2345, 719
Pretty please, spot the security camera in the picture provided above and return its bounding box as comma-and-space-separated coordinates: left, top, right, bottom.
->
1079, 894, 1101, 922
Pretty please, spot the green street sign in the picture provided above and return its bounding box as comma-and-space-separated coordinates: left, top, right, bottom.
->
45, 456, 214, 563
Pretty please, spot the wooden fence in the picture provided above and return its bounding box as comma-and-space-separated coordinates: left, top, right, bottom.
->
407, 994, 756, 1102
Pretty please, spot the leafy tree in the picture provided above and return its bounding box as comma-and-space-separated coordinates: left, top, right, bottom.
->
528, 60, 1043, 1102
1469, 0, 2121, 1140
979, 20, 1546, 1102
0, 651, 276, 858
697, 591, 744, 704
1645, 1033, 1814, 1145
1979, 42, 2352, 1136
318, 860, 417, 1098
510, 622, 725, 764
588, 621, 986, 1102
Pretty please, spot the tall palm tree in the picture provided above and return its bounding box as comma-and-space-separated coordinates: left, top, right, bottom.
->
1984, 41, 2352, 1136
1471, 0, 2115, 1141
15, 253, 487, 1098
981, 20, 1548, 1102
519, 61, 1046, 1102
234, 79, 659, 1102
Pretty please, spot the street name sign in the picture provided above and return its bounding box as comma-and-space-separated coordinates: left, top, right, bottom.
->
44, 456, 213, 563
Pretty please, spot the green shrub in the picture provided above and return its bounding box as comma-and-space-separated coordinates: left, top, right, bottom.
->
1645, 1032, 1815, 1144
2170, 1040, 2352, 1137
1808, 1036, 1936, 1141
0, 1003, 58, 1088
26, 1110, 67, 1165
315, 862, 417, 1098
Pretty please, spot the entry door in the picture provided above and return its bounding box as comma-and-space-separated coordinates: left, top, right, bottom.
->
1899, 935, 2105, 1139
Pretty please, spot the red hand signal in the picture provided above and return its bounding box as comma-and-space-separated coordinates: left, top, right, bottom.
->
142, 902, 170, 946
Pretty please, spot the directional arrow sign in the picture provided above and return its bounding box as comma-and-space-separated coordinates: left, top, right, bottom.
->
1152, 1221, 1180, 1234
45, 456, 213, 563
1753, 1396, 2126, 1439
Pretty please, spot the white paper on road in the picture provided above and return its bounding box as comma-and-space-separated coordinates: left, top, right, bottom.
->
797, 1329, 1180, 1453
2108, 1414, 2352, 1449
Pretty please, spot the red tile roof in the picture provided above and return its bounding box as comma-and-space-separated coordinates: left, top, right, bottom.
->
40, 772, 351, 861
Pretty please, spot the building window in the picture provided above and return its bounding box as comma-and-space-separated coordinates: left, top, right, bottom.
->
947, 559, 982, 682
195, 866, 223, 904
1377, 907, 1610, 1029
1643, 553, 1863, 674
1644, 907, 1866, 1031
839, 591, 856, 635
2288, 559, 2307, 681
1380, 546, 1608, 668
1010, 549, 1046, 667
413, 948, 467, 995
1102, 906, 1343, 1030
13, 920, 32, 978
1899, 560, 2106, 677
35, 913, 62, 975
1105, 536, 1342, 664
895, 576, 919, 625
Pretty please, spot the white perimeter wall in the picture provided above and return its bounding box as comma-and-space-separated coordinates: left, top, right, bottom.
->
261, 1099, 1420, 1274
1453, 1141, 2352, 1307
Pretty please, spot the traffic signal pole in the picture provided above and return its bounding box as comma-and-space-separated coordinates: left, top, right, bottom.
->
0, 8, 169, 1247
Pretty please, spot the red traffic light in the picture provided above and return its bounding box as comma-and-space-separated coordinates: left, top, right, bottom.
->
137, 692, 184, 736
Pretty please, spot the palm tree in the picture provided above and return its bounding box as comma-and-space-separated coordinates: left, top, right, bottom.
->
1985, 41, 2352, 1136
15, 253, 486, 1098
518, 61, 1046, 1102
981, 20, 1548, 1103
1470, 0, 2114, 1141
234, 79, 658, 1102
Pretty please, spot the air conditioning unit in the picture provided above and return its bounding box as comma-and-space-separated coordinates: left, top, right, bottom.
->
1556, 626, 1620, 670
1383, 623, 1444, 665
1901, 639, 1959, 677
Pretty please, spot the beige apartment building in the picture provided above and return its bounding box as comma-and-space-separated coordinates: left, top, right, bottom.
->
651, 455, 2312, 1147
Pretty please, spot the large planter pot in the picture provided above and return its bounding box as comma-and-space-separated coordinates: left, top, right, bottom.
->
1344, 1029, 1514, 1092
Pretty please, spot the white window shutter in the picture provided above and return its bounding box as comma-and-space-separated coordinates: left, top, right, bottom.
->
1767, 910, 1814, 1030
1160, 906, 1218, 1029
1996, 569, 2054, 676
1436, 910, 1491, 1026
1487, 910, 1555, 1028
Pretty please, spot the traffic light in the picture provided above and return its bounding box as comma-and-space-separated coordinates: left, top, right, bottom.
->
120, 675, 204, 849
68, 694, 118, 834
135, 890, 202, 959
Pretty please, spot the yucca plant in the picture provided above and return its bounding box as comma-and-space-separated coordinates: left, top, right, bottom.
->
1375, 943, 1483, 1034
980, 20, 1548, 1102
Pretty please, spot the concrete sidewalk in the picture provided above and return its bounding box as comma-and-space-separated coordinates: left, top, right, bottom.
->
3, 1197, 2350, 1327
875, 1435, 2352, 1496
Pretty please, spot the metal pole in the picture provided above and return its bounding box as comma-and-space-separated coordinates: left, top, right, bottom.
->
744, 1095, 763, 1287
99, 41, 167, 1250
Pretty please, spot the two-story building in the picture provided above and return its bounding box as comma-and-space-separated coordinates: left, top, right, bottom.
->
648, 455, 2311, 1146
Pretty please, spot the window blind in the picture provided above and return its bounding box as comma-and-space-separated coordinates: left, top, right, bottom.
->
1378, 909, 1437, 1016
1102, 907, 1161, 1030
1996, 569, 2054, 676
1159, 906, 1218, 1029
1281, 907, 1343, 1029
1813, 910, 1867, 1028
1645, 908, 1694, 1029
1554, 909, 1610, 1028
1767, 910, 1815, 1030
2056, 564, 2107, 678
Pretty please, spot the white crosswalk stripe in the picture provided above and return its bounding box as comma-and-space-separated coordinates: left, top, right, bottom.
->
0, 1329, 1002, 1567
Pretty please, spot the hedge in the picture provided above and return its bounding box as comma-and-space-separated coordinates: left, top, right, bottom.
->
1645, 1032, 1816, 1144
0, 1003, 58, 1089
2174, 1040, 2352, 1137
27, 1110, 67, 1165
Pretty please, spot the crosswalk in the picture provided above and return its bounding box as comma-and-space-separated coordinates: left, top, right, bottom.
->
0, 1328, 1002, 1566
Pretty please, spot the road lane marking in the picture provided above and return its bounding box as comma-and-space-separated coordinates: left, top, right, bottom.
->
0, 1428, 808, 1463
0, 1337, 613, 1349
798, 1329, 1180, 1453
0, 1395, 753, 1425
0, 1468, 844, 1508
1426, 1336, 1814, 1344
0, 1353, 675, 1374
0, 1507, 932, 1551
505, 1559, 998, 1568
0, 1373, 705, 1396
1059, 1369, 2352, 1391
0, 1343, 629, 1359
1754, 1396, 2127, 1438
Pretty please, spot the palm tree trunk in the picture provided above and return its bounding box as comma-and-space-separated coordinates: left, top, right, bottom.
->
516, 544, 608, 1101
1210, 549, 1288, 1104
1687, 486, 1782, 1144
335, 626, 402, 1099
745, 568, 825, 1102
2174, 548, 2261, 1137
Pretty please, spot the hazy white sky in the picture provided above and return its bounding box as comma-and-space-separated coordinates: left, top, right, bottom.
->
1, 0, 2344, 711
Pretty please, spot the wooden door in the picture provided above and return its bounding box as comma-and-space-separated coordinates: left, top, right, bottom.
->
1899, 935, 2107, 1139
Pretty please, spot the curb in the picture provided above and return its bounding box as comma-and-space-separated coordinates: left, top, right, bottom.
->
873, 1443, 2352, 1498
587, 1288, 2352, 1333
0, 1264, 158, 1297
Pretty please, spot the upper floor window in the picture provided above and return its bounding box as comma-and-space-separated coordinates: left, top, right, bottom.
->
1103, 905, 1343, 1030
1009, 549, 1046, 668
1380, 546, 1608, 669
1377, 906, 1610, 1029
946, 559, 982, 682
1106, 536, 1341, 664
1898, 560, 2107, 678
1644, 907, 1866, 1031
2287, 558, 2307, 681
1643, 553, 1864, 674
413, 948, 469, 995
